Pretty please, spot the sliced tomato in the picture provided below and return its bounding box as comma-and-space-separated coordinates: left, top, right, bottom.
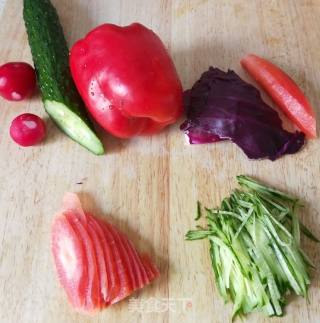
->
66, 212, 100, 311
241, 54, 317, 138
99, 219, 159, 303
98, 220, 134, 304
86, 215, 108, 308
141, 259, 153, 281
86, 214, 120, 305
107, 224, 138, 291
141, 255, 155, 281
123, 236, 153, 287
52, 193, 160, 312
62, 192, 86, 221
120, 234, 147, 288
51, 214, 88, 310
141, 255, 160, 281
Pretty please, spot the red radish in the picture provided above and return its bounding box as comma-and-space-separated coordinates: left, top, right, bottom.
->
0, 62, 36, 101
51, 215, 87, 310
51, 193, 159, 313
10, 113, 46, 146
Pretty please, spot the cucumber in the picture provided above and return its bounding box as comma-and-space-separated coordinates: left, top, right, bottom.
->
23, 0, 104, 155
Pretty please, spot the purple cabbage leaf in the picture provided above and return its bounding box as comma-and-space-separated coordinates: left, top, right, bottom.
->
180, 68, 305, 160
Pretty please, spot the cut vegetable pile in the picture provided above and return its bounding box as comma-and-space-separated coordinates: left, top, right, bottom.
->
0, 0, 317, 319
51, 193, 159, 312
186, 176, 318, 319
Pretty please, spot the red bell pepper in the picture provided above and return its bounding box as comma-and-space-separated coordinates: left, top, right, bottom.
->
70, 23, 183, 138
241, 54, 317, 139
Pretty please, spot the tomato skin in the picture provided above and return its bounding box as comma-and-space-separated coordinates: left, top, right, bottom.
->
10, 113, 46, 146
0, 62, 36, 101
70, 23, 183, 138
241, 54, 316, 138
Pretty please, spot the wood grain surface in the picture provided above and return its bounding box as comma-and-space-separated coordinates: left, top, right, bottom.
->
0, 0, 319, 322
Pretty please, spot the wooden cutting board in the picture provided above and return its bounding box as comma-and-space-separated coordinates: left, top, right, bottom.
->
0, 0, 319, 322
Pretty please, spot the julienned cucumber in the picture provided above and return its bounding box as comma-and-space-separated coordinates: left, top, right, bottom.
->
186, 176, 318, 319
23, 0, 104, 155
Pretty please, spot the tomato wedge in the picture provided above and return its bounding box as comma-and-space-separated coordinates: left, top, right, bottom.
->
241, 54, 317, 138
51, 214, 87, 310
